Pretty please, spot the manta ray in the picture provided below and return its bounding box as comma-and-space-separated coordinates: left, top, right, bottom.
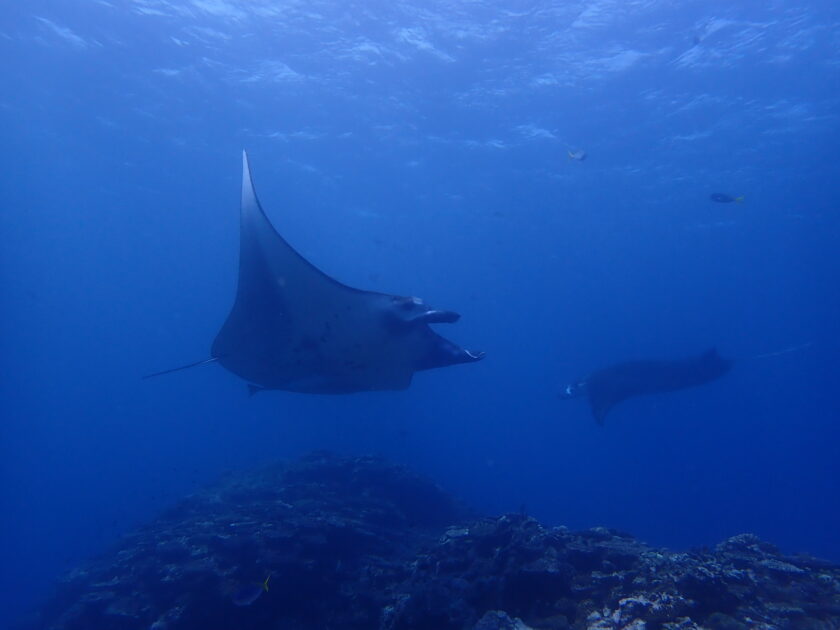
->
560, 348, 732, 424
147, 152, 483, 393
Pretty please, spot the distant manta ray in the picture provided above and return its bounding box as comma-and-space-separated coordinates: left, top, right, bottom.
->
560, 348, 732, 424
145, 152, 484, 393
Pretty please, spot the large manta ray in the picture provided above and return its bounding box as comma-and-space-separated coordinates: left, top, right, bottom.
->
148, 152, 483, 393
560, 349, 732, 424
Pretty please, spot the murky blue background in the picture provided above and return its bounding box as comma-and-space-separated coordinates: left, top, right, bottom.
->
2, 0, 838, 624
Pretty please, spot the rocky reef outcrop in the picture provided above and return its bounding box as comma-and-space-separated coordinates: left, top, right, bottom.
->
21, 452, 840, 630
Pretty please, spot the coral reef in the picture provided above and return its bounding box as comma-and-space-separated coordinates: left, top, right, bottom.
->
20, 453, 840, 630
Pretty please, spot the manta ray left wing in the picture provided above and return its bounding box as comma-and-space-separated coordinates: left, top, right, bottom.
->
210, 152, 483, 394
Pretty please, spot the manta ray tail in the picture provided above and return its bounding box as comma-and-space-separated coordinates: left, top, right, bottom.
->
743, 341, 813, 361
142, 357, 218, 380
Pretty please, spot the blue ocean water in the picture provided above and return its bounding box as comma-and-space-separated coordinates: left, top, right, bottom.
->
1, 0, 838, 624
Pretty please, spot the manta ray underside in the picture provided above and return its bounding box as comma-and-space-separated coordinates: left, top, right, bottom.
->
562, 349, 732, 424
157, 152, 483, 394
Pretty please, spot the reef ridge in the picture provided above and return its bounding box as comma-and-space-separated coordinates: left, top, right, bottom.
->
21, 452, 840, 630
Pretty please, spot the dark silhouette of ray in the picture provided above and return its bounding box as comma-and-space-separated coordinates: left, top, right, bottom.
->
561, 349, 731, 424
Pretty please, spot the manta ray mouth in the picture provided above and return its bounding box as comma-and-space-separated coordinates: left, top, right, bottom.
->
412, 310, 461, 325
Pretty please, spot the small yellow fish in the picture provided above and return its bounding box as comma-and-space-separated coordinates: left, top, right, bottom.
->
231, 574, 271, 606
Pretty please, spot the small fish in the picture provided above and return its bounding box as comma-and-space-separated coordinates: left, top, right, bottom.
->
710, 193, 744, 203
567, 149, 587, 161
231, 575, 270, 607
